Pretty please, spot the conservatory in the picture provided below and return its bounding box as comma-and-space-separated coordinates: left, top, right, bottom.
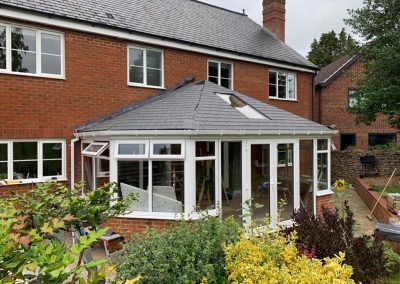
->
75, 80, 336, 226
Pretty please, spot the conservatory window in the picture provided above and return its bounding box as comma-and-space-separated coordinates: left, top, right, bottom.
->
82, 142, 109, 157
116, 141, 148, 159
317, 139, 330, 192
150, 141, 184, 159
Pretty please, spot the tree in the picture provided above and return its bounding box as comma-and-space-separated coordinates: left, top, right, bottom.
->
345, 0, 400, 129
307, 28, 358, 67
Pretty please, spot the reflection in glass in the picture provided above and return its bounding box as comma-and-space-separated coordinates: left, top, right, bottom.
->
43, 143, 62, 177
11, 27, 36, 73
221, 142, 242, 222
277, 144, 294, 221
146, 68, 161, 86
0, 143, 7, 179
41, 54, 61, 75
196, 159, 215, 211
41, 33, 61, 55
251, 144, 270, 224
317, 153, 328, 191
146, 50, 162, 69
118, 144, 146, 156
152, 161, 184, 213
196, 141, 215, 157
153, 144, 181, 155
300, 140, 314, 213
0, 26, 6, 69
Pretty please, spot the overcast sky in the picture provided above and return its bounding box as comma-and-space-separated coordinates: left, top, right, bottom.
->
200, 0, 364, 56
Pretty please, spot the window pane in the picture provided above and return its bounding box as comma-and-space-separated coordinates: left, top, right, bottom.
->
277, 143, 294, 221
288, 74, 296, 99
146, 50, 162, 69
11, 27, 36, 51
152, 161, 184, 213
0, 48, 6, 69
196, 141, 215, 157
278, 85, 286, 98
146, 68, 162, 86
300, 140, 314, 213
317, 153, 328, 191
0, 26, 5, 47
278, 73, 286, 86
368, 134, 396, 146
118, 144, 146, 155
153, 144, 181, 155
269, 71, 277, 84
196, 160, 215, 211
0, 144, 7, 161
12, 50, 36, 73
83, 143, 105, 154
208, 76, 218, 84
221, 78, 231, 89
269, 84, 277, 97
43, 160, 62, 176
0, 162, 7, 179
317, 139, 328, 151
129, 66, 143, 84
118, 161, 149, 212
41, 33, 61, 55
43, 143, 62, 159
14, 161, 38, 180
341, 134, 356, 150
13, 142, 37, 160
220, 63, 231, 79
129, 48, 143, 66
208, 61, 219, 77
41, 54, 61, 75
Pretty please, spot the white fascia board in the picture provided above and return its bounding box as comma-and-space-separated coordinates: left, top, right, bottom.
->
0, 7, 316, 74
75, 129, 338, 138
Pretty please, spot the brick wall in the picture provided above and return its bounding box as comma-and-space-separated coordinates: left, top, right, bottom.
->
0, 17, 315, 196
332, 149, 400, 181
318, 59, 399, 150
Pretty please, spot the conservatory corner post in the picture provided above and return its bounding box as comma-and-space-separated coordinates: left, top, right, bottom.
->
184, 139, 196, 215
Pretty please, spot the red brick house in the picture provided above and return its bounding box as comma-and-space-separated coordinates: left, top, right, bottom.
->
0, 0, 335, 234
315, 55, 399, 150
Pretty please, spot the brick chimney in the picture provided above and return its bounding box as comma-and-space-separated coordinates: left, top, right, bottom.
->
263, 0, 286, 42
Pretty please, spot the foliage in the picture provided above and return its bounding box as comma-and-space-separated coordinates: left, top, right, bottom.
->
115, 215, 240, 284
224, 230, 355, 284
368, 142, 400, 151
287, 203, 389, 283
0, 182, 134, 283
345, 0, 400, 129
307, 28, 358, 67
382, 241, 400, 275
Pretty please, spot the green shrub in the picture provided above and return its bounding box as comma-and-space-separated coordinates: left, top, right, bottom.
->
286, 203, 390, 283
115, 216, 240, 284
383, 241, 400, 275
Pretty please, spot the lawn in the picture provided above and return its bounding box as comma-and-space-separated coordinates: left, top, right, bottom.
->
371, 184, 400, 197
385, 272, 400, 283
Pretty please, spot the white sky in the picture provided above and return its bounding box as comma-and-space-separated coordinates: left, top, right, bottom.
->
200, 0, 364, 56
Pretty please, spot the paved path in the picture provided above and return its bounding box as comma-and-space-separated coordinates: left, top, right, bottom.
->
340, 188, 377, 236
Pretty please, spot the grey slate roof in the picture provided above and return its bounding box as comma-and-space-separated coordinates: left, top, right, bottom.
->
0, 0, 317, 69
77, 80, 332, 133
315, 55, 360, 87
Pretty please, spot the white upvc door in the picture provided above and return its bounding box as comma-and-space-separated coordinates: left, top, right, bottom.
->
243, 139, 300, 228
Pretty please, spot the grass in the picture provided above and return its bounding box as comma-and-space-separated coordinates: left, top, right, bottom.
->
371, 184, 400, 197
385, 272, 400, 283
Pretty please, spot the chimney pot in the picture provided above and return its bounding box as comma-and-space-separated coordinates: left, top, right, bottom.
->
263, 0, 286, 42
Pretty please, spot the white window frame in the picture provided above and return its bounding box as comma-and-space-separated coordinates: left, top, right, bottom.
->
115, 140, 149, 159
268, 70, 297, 101
315, 138, 332, 196
82, 142, 109, 157
150, 140, 185, 160
0, 22, 65, 79
127, 45, 164, 89
207, 59, 233, 90
0, 140, 66, 184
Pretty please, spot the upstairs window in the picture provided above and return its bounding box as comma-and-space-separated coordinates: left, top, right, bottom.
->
128, 46, 163, 88
208, 60, 233, 89
0, 23, 64, 77
269, 70, 296, 100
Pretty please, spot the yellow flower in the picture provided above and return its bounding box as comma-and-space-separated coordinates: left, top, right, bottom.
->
125, 276, 142, 284
334, 179, 347, 191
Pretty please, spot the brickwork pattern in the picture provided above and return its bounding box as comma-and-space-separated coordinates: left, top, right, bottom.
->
318, 59, 399, 150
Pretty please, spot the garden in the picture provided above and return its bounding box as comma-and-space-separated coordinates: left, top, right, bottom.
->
1, 181, 400, 283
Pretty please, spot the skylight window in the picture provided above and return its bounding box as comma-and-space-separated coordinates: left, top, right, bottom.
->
217, 93, 267, 119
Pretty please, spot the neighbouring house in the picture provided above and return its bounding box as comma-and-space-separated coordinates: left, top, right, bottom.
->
315, 55, 399, 151
0, 0, 335, 235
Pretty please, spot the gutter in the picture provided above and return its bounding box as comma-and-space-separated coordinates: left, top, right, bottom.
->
75, 129, 338, 138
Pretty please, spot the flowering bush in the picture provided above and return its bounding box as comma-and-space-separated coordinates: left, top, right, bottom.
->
224, 230, 355, 284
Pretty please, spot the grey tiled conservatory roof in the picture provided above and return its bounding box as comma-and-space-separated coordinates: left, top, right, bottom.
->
0, 0, 317, 69
76, 80, 333, 134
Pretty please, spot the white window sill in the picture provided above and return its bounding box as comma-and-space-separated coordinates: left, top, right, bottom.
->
0, 69, 65, 80
1, 177, 67, 186
316, 189, 334, 197
269, 97, 298, 102
127, 83, 165, 90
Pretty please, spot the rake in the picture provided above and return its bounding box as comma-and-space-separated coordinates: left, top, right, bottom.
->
367, 168, 397, 221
